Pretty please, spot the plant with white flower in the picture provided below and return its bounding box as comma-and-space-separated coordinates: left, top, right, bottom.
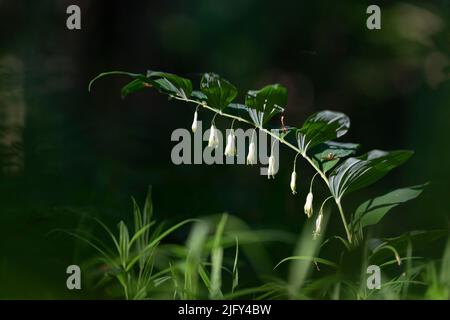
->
89, 69, 424, 249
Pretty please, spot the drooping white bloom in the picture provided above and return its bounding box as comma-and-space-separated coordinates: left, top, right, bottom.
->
208, 124, 219, 148
313, 211, 323, 240
224, 130, 236, 157
246, 141, 257, 165
304, 192, 313, 218
191, 111, 198, 133
290, 171, 297, 195
267, 155, 276, 179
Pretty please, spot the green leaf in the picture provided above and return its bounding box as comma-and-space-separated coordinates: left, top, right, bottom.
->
191, 90, 208, 101
371, 244, 402, 266
274, 256, 338, 269
200, 73, 237, 110
88, 71, 145, 92
226, 103, 253, 120
143, 185, 153, 227
232, 237, 239, 294
120, 78, 151, 98
210, 214, 228, 299
444, 65, 450, 75
147, 70, 192, 99
297, 110, 350, 153
367, 230, 448, 263
245, 84, 286, 126
88, 70, 193, 99
308, 141, 360, 173
352, 184, 427, 231
328, 150, 413, 200
228, 103, 248, 111
118, 221, 130, 268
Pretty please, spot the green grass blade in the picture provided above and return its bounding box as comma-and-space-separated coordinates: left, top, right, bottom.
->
275, 256, 338, 270
232, 237, 239, 294
210, 214, 228, 299
147, 219, 198, 249
129, 222, 155, 247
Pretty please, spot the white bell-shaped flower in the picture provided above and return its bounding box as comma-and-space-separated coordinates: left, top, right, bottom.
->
208, 124, 219, 148
224, 130, 236, 157
313, 211, 323, 240
290, 171, 297, 195
267, 155, 276, 179
191, 111, 198, 133
246, 141, 257, 165
304, 192, 313, 218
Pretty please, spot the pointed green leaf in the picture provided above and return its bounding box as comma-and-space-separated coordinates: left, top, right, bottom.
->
147, 70, 192, 99
200, 73, 237, 110
328, 150, 413, 200
297, 110, 350, 153
120, 78, 151, 98
368, 230, 447, 263
191, 90, 208, 101
274, 256, 338, 269
89, 70, 193, 99
88, 71, 145, 92
308, 141, 360, 173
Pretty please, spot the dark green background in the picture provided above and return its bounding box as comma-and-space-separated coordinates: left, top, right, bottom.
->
0, 0, 449, 298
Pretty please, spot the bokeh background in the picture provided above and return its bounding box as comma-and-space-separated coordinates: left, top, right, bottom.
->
0, 0, 449, 298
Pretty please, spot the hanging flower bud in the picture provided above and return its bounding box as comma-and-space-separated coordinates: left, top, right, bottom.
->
290, 171, 297, 195
304, 192, 313, 218
224, 130, 236, 157
208, 124, 219, 148
267, 155, 276, 179
313, 211, 323, 240
191, 111, 198, 133
246, 140, 257, 165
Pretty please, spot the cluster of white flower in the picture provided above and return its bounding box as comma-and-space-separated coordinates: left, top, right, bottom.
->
191, 110, 323, 239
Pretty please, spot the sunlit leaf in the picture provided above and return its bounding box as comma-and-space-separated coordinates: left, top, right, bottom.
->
147, 70, 192, 99
352, 183, 427, 232
191, 90, 208, 101
227, 103, 251, 119
88, 71, 145, 92
308, 141, 360, 173
328, 150, 413, 200
297, 110, 350, 153
245, 84, 286, 126
200, 73, 237, 110
274, 256, 338, 269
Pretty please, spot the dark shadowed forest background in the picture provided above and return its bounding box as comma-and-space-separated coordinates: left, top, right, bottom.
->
0, 0, 449, 298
